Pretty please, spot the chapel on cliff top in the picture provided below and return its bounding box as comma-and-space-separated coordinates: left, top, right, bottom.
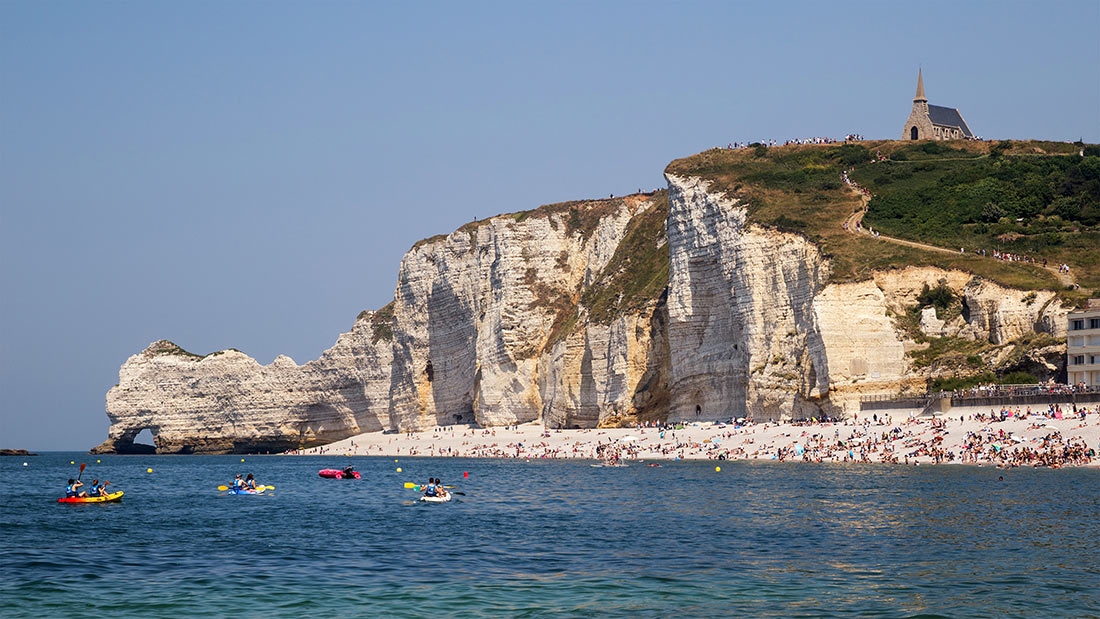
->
902, 69, 974, 140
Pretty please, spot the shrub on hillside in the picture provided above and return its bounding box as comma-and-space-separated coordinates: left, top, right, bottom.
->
999, 371, 1038, 385
916, 281, 955, 312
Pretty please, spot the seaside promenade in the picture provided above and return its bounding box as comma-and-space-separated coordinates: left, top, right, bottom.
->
300, 402, 1099, 468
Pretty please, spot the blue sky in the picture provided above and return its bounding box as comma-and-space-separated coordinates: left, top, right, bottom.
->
2, 1, 1098, 450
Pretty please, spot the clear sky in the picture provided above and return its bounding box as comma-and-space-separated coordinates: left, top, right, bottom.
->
2, 1, 1098, 450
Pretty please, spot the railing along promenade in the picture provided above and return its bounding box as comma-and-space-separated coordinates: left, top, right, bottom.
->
860, 384, 1100, 413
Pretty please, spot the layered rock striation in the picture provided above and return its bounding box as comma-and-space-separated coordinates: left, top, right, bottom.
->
97, 173, 1070, 453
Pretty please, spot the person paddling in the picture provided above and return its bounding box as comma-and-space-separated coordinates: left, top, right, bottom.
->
66, 479, 87, 498
342, 465, 357, 479
423, 478, 437, 497
432, 478, 448, 499
244, 474, 257, 490
87, 479, 108, 497
231, 474, 245, 491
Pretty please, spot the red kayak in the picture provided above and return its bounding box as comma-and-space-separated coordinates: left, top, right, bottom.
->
319, 469, 361, 479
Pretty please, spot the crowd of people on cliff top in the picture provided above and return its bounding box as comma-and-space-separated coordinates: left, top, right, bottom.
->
724, 135, 864, 150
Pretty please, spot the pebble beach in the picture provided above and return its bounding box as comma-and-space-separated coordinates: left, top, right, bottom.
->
300, 404, 1100, 468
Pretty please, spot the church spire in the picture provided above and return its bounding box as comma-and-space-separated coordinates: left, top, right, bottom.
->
914, 68, 926, 102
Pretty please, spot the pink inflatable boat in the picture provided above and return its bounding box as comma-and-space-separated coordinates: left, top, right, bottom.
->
318, 468, 361, 479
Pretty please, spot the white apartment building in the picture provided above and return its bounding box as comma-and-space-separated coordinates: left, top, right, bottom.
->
1067, 299, 1100, 387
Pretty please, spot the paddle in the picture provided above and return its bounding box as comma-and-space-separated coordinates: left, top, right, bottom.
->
405, 482, 458, 490
77, 462, 86, 481
217, 484, 273, 491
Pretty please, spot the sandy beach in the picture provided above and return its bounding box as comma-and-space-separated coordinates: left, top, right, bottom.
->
297, 403, 1100, 468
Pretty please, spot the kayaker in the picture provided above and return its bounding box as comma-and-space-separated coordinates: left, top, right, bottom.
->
231, 474, 245, 491
434, 478, 448, 499
342, 465, 356, 478
243, 474, 257, 490
88, 479, 106, 497
66, 479, 87, 498
423, 478, 437, 497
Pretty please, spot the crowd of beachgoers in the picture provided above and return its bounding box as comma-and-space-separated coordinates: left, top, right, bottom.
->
293, 401, 1099, 469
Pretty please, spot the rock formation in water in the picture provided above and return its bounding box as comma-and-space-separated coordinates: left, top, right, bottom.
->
95, 157, 1071, 454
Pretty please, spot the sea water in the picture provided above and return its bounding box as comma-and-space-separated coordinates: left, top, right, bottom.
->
2, 453, 1097, 617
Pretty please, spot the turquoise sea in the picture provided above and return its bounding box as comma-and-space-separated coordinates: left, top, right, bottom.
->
2, 453, 1097, 617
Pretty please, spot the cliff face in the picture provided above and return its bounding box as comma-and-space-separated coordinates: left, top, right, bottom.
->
97, 173, 1070, 453
386, 196, 658, 430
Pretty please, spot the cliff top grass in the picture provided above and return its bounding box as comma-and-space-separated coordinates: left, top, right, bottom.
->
411, 192, 665, 250
148, 340, 241, 360
666, 139, 1097, 297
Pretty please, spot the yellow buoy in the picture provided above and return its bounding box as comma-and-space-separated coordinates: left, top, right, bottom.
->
394, 459, 398, 463
146, 468, 153, 473
96, 459, 101, 463
396, 467, 402, 472
70, 461, 75, 465
241, 458, 245, 462
715, 466, 721, 472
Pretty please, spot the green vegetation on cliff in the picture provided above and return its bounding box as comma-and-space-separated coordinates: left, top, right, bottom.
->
581, 192, 670, 324
854, 141, 1100, 291
666, 139, 1096, 296
370, 302, 395, 343
149, 340, 241, 360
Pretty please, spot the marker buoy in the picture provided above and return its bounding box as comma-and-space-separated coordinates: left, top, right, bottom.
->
23, 462, 28, 466
146, 468, 153, 473
96, 459, 101, 463
396, 467, 402, 472
715, 466, 721, 472
464, 471, 469, 478
241, 458, 245, 462
70, 461, 75, 465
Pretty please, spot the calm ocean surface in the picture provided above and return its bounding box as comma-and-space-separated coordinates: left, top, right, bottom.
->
2, 453, 1097, 617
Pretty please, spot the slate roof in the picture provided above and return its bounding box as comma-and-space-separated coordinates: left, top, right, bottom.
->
928, 104, 973, 137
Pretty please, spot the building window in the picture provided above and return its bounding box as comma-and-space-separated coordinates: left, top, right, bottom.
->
1091, 318, 1100, 329
1071, 336, 1085, 347
1072, 355, 1085, 365
1071, 319, 1084, 330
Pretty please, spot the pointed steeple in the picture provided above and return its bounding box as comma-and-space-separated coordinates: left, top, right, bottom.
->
914, 68, 926, 102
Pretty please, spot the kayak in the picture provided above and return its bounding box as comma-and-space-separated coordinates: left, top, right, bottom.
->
58, 491, 123, 503
228, 488, 265, 495
419, 492, 451, 503
319, 469, 361, 479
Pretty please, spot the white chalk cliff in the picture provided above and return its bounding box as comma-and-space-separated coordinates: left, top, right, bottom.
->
95, 176, 1068, 454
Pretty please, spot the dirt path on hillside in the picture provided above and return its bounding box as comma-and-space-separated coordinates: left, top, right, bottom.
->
842, 186, 1075, 287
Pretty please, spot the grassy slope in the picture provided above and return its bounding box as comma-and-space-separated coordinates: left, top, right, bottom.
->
666, 140, 1096, 298
853, 140, 1099, 294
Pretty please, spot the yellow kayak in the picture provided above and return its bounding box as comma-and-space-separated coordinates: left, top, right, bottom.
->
58, 491, 123, 503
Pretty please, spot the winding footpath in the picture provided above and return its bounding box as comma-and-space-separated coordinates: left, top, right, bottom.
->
841, 178, 1075, 287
